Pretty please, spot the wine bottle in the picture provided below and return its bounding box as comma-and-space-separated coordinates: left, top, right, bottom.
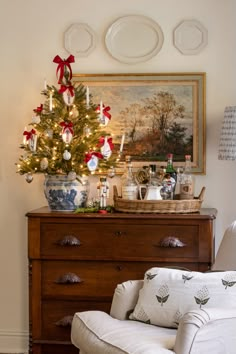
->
180, 155, 195, 200
121, 156, 138, 200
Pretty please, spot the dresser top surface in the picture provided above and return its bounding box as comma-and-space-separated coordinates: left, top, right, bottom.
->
26, 206, 217, 220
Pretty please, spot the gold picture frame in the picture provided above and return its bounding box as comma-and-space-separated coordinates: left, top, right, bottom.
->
73, 73, 206, 174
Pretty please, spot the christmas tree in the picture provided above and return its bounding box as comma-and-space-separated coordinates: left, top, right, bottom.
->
16, 54, 117, 184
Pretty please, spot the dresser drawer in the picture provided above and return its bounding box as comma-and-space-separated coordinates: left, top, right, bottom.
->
41, 260, 198, 298
40, 221, 199, 260
40, 300, 110, 341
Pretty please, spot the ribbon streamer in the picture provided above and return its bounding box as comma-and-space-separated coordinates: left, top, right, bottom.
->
96, 104, 111, 120
85, 151, 103, 163
99, 136, 114, 150
23, 129, 36, 141
53, 54, 75, 84
33, 104, 43, 114
60, 121, 74, 134
59, 84, 74, 97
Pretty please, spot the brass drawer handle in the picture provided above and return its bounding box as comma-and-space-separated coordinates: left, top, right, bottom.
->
159, 236, 186, 248
55, 315, 73, 327
56, 235, 81, 246
55, 272, 83, 284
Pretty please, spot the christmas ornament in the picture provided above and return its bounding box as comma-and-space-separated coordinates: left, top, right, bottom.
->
23, 129, 37, 152
63, 150, 71, 160
44, 129, 53, 139
32, 115, 41, 124
25, 172, 33, 183
60, 121, 74, 143
33, 104, 43, 114
59, 84, 75, 106
67, 171, 77, 181
96, 103, 111, 126
40, 157, 49, 170
99, 136, 114, 159
85, 152, 103, 172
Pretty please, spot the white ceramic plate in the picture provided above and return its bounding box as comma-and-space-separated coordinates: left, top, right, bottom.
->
64, 23, 97, 57
173, 19, 208, 55
105, 15, 164, 64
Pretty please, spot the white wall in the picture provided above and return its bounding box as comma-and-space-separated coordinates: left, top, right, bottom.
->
0, 0, 235, 351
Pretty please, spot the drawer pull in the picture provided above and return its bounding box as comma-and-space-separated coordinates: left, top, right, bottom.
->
114, 230, 126, 237
57, 235, 81, 246
55, 315, 73, 327
55, 272, 83, 284
159, 236, 186, 248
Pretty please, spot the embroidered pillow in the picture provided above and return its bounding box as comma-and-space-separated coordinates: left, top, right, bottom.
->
130, 267, 236, 328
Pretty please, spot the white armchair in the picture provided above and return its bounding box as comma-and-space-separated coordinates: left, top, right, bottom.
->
71, 277, 236, 354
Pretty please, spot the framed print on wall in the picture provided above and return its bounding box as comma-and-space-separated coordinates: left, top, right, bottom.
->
73, 73, 206, 174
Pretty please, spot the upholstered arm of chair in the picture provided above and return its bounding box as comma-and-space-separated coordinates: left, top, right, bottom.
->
110, 279, 144, 320
174, 307, 236, 354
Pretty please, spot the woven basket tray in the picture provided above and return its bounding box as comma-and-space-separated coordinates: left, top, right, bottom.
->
113, 186, 205, 214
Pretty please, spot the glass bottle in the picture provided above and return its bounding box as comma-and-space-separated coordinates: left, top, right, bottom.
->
180, 155, 195, 200
161, 153, 177, 199
121, 156, 138, 200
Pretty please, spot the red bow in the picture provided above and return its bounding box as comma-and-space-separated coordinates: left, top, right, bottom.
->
33, 104, 43, 114
60, 121, 74, 134
53, 54, 75, 84
85, 152, 104, 163
23, 129, 36, 141
99, 136, 114, 150
96, 104, 111, 120
58, 84, 74, 97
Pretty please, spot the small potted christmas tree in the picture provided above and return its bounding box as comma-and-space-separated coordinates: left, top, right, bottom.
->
16, 54, 117, 211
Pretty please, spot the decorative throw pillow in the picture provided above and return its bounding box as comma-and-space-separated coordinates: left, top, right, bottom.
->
129, 267, 236, 328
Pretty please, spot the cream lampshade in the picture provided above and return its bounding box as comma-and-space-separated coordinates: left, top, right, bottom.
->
213, 105, 236, 270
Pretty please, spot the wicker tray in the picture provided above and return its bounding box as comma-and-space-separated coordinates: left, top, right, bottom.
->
113, 186, 205, 214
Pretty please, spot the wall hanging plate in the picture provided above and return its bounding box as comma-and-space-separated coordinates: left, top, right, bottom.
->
64, 23, 97, 57
173, 19, 208, 55
105, 15, 164, 64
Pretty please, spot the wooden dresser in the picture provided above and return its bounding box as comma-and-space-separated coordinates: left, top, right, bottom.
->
27, 207, 217, 354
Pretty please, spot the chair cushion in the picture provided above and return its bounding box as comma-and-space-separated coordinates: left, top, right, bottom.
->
130, 267, 236, 328
71, 310, 176, 354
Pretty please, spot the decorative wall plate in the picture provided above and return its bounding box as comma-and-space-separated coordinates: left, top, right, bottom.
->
64, 23, 97, 57
173, 19, 208, 55
105, 15, 164, 64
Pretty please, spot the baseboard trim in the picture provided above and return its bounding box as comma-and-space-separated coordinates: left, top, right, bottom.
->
0, 329, 28, 353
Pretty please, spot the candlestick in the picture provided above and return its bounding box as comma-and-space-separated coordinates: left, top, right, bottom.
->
100, 100, 103, 120
49, 91, 53, 111
86, 86, 89, 108
119, 133, 125, 153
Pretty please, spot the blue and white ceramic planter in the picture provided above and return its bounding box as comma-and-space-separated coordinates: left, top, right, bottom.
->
44, 175, 88, 211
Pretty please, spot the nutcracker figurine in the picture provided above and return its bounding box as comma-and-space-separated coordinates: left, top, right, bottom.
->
97, 176, 109, 209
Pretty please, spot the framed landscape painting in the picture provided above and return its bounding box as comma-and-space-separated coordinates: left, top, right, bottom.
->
73, 73, 206, 174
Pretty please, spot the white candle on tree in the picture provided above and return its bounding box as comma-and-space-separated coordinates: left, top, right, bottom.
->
49, 91, 53, 111
86, 86, 89, 108
119, 133, 125, 153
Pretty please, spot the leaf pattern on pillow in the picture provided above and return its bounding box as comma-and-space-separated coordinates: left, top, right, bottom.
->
194, 285, 210, 308
156, 284, 169, 306
146, 272, 158, 281
133, 306, 150, 323
173, 310, 183, 326
222, 273, 236, 289
182, 273, 194, 283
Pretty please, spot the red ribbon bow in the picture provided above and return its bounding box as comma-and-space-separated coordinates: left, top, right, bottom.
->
99, 136, 114, 150
85, 152, 104, 163
58, 84, 74, 97
33, 104, 43, 114
53, 54, 75, 84
60, 121, 74, 134
23, 129, 36, 141
96, 104, 111, 120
